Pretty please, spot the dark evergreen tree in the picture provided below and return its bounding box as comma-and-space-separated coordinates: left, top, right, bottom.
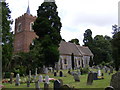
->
112, 25, 120, 71
69, 38, 80, 45
33, 1, 62, 67
1, 1, 13, 72
83, 29, 93, 47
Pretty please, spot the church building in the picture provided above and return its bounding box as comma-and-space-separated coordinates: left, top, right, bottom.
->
13, 3, 93, 69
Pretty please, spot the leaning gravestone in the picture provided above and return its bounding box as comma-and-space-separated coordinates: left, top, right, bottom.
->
73, 73, 80, 82
58, 79, 63, 86
39, 75, 43, 82
15, 74, 20, 86
54, 80, 61, 90
10, 73, 14, 84
87, 71, 94, 85
44, 83, 49, 90
35, 81, 40, 90
59, 71, 63, 77
110, 72, 120, 90
105, 86, 114, 90
45, 75, 49, 84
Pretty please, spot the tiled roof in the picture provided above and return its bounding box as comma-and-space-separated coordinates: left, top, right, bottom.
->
59, 41, 93, 57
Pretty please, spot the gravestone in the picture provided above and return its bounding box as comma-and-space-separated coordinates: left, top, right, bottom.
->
44, 83, 49, 90
110, 72, 120, 89
98, 70, 101, 76
93, 72, 98, 80
39, 75, 43, 82
87, 71, 94, 85
68, 70, 71, 74
45, 75, 49, 83
54, 80, 61, 90
77, 71, 81, 75
10, 73, 14, 84
110, 67, 113, 73
101, 73, 104, 79
59, 71, 63, 77
27, 80, 30, 87
35, 81, 40, 90
44, 68, 48, 74
58, 79, 63, 86
54, 72, 57, 76
73, 73, 80, 82
15, 74, 20, 86
105, 86, 114, 90
29, 70, 31, 78
35, 68, 38, 76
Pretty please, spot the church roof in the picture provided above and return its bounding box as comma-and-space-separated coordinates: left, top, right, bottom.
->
59, 41, 93, 57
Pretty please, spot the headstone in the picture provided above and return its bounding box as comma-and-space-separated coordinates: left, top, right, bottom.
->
93, 72, 98, 80
87, 71, 94, 85
10, 73, 14, 84
27, 80, 30, 87
35, 68, 38, 76
54, 72, 57, 76
44, 83, 49, 90
101, 73, 104, 79
54, 80, 61, 90
110, 67, 113, 73
45, 75, 49, 84
68, 70, 71, 74
110, 72, 120, 89
15, 74, 20, 86
73, 73, 80, 82
35, 81, 40, 90
29, 70, 31, 78
58, 79, 63, 86
44, 68, 48, 74
105, 86, 114, 90
98, 70, 101, 76
39, 75, 43, 82
59, 71, 63, 77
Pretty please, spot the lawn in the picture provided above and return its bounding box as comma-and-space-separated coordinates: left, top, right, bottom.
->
2, 69, 116, 89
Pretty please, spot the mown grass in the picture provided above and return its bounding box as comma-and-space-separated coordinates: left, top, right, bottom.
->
2, 69, 116, 89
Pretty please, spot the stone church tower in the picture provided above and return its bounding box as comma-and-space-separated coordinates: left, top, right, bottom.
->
14, 5, 37, 53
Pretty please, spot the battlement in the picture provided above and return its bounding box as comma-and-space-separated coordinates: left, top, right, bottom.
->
15, 13, 36, 22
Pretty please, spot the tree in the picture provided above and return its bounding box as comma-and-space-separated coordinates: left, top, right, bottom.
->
93, 35, 112, 65
69, 38, 80, 45
1, 1, 13, 72
33, 1, 62, 67
111, 25, 120, 71
83, 29, 93, 47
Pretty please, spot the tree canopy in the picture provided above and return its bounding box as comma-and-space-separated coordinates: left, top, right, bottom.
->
69, 38, 80, 45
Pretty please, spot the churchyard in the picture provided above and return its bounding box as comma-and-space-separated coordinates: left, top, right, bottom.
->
1, 66, 119, 90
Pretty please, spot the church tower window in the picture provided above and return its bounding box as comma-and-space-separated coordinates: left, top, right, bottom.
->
17, 23, 22, 32
30, 22, 34, 31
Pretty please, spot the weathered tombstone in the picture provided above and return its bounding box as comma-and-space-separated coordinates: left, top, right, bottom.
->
15, 74, 20, 86
39, 75, 43, 82
54, 80, 61, 90
61, 84, 71, 90
87, 71, 94, 85
54, 72, 57, 76
45, 75, 49, 84
105, 86, 114, 90
59, 71, 63, 77
98, 70, 101, 77
68, 70, 71, 74
10, 73, 14, 84
93, 72, 98, 80
27, 80, 30, 87
29, 70, 31, 78
35, 81, 40, 90
110, 72, 120, 89
35, 68, 38, 76
58, 79, 63, 86
44, 83, 49, 90
73, 73, 80, 82
44, 68, 48, 74
110, 66, 113, 73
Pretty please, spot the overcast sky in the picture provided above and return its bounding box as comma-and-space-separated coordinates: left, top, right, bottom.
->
6, 0, 119, 45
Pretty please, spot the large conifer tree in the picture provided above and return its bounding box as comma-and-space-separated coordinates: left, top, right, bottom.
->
33, 1, 62, 67
1, 1, 13, 71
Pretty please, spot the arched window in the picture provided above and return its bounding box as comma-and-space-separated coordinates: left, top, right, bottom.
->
17, 23, 22, 32
64, 59, 67, 64
30, 22, 34, 31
